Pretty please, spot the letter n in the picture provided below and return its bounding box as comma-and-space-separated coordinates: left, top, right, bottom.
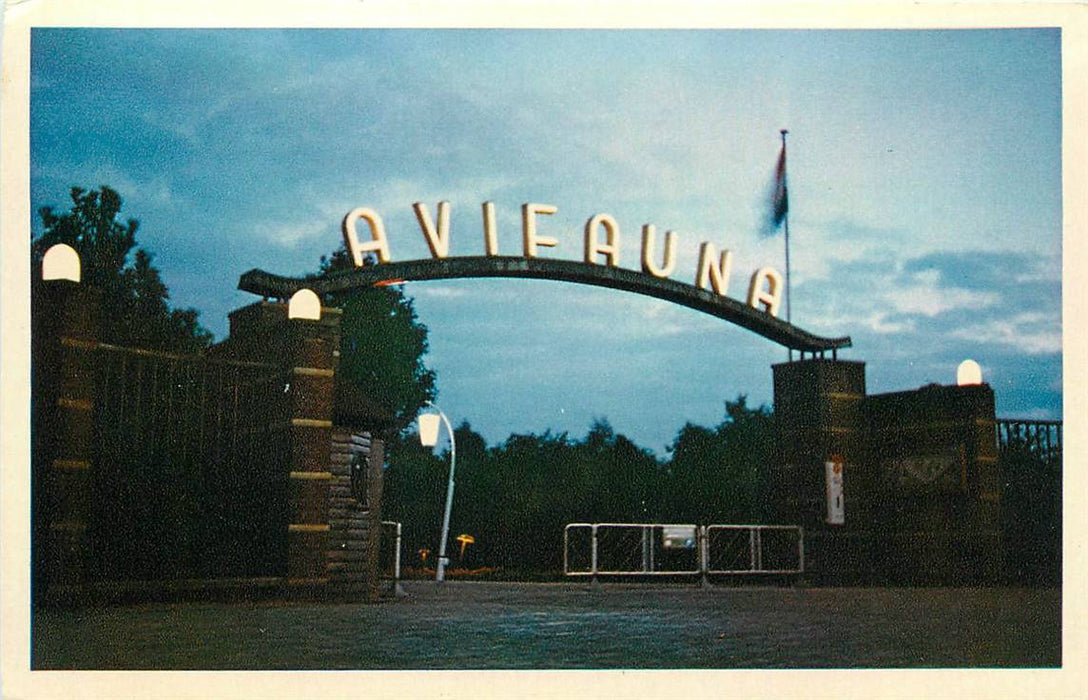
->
695, 242, 733, 295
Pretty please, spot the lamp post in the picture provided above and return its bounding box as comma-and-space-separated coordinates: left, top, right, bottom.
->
418, 400, 456, 582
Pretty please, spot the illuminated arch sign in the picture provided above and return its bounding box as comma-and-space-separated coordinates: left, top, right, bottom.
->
238, 201, 852, 353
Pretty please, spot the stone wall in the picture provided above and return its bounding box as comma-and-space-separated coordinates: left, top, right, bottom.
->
327, 429, 385, 598
865, 383, 1002, 583
32, 260, 389, 603
772, 359, 1003, 584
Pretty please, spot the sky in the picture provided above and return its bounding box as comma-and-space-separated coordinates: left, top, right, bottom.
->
28, 27, 1063, 454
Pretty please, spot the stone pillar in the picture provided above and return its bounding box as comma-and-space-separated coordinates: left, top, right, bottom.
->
772, 359, 869, 528
772, 359, 875, 581
31, 279, 101, 600
215, 300, 342, 591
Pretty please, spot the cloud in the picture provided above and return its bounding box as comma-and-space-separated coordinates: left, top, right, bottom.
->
413, 285, 471, 300
793, 237, 1061, 414
885, 285, 999, 317
949, 313, 1062, 356
859, 312, 916, 335
903, 250, 1060, 290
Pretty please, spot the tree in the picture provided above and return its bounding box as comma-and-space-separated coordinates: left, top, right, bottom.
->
581, 418, 666, 522
485, 430, 578, 572
665, 395, 774, 524
33, 186, 213, 353
315, 243, 437, 433
666, 422, 727, 522
716, 395, 775, 520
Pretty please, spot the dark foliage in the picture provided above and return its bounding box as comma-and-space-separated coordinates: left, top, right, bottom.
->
382, 396, 774, 576
33, 186, 213, 353
317, 244, 437, 433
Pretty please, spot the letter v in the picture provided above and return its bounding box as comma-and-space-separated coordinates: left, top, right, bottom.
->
413, 201, 452, 258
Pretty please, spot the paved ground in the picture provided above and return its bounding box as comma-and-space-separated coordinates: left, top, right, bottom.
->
32, 581, 1060, 669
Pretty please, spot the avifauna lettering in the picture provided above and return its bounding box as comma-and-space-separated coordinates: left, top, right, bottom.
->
342, 202, 784, 318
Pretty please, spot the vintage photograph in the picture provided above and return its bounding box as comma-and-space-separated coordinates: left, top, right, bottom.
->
2, 2, 1081, 698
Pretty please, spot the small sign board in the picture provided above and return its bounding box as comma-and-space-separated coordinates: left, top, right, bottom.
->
661, 525, 697, 549
825, 459, 845, 525
884, 445, 966, 494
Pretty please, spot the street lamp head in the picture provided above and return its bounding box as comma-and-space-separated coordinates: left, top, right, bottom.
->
419, 412, 442, 447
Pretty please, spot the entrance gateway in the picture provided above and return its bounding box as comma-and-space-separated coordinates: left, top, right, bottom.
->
32, 202, 1004, 604
235, 200, 1001, 585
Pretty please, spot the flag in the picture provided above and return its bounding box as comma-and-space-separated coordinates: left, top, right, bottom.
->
771, 143, 788, 229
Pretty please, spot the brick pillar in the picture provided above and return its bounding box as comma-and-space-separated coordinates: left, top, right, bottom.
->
282, 311, 340, 587
772, 359, 868, 529
772, 359, 875, 582
31, 279, 101, 600
215, 300, 342, 590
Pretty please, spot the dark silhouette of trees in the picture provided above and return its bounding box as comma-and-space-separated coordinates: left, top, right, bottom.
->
666, 395, 773, 524
32, 185, 213, 353
315, 244, 437, 433
581, 418, 666, 523
381, 396, 774, 577
382, 429, 448, 567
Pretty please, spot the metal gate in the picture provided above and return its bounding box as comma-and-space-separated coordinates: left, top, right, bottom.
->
86, 344, 287, 581
704, 525, 804, 575
564, 523, 804, 577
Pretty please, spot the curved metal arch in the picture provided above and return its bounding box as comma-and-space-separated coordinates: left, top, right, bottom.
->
238, 256, 851, 353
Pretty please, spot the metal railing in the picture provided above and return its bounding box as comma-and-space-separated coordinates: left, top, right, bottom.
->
997, 419, 1062, 468
564, 523, 804, 578
84, 343, 289, 581
704, 525, 805, 575
564, 523, 701, 576
379, 521, 403, 583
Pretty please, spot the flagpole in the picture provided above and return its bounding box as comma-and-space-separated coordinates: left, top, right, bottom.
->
781, 128, 792, 361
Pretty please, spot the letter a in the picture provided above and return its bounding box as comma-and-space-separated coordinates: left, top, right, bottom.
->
747, 267, 784, 317
342, 208, 391, 266
584, 214, 620, 267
